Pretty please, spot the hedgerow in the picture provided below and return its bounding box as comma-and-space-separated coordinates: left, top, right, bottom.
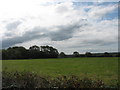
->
2, 71, 118, 89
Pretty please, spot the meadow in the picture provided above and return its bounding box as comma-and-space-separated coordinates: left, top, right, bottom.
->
2, 57, 118, 86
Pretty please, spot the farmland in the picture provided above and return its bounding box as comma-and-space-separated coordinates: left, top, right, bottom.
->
2, 57, 118, 85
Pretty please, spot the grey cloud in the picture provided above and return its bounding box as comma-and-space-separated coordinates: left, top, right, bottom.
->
49, 23, 83, 41
6, 21, 21, 30
2, 28, 47, 48
56, 5, 69, 13
80, 40, 116, 48
4, 32, 13, 37
83, 39, 117, 46
2, 21, 86, 48
65, 36, 117, 50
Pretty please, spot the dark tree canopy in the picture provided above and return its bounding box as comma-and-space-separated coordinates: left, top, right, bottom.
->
103, 52, 112, 57
29, 45, 40, 51
59, 52, 66, 58
85, 52, 92, 57
2, 45, 59, 60
73, 51, 79, 57
2, 46, 119, 60
2, 46, 28, 59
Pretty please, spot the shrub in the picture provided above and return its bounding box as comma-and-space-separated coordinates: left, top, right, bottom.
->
2, 71, 118, 89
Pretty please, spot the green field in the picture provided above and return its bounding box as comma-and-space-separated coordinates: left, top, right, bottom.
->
2, 57, 118, 85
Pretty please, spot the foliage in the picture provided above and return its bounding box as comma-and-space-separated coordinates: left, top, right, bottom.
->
59, 52, 66, 58
2, 45, 119, 60
104, 52, 112, 57
73, 51, 79, 57
2, 45, 59, 60
3, 71, 117, 89
85, 52, 92, 57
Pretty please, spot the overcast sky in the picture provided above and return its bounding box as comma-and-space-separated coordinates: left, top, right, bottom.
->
0, 0, 119, 54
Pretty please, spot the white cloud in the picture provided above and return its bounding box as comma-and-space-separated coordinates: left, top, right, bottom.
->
88, 4, 117, 19
0, 0, 118, 53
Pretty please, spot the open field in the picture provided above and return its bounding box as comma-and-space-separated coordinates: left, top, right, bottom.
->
2, 57, 118, 85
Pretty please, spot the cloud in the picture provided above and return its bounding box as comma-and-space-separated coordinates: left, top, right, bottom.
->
2, 21, 85, 48
0, 1, 118, 53
2, 29, 46, 48
48, 21, 84, 41
6, 21, 21, 30
88, 4, 117, 19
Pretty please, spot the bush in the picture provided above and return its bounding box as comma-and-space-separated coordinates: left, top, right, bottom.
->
2, 71, 118, 89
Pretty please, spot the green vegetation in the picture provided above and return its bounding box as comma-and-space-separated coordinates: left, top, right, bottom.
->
2, 71, 106, 88
2, 45, 119, 60
3, 57, 118, 86
2, 45, 59, 60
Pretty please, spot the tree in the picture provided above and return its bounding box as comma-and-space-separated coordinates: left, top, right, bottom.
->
29, 45, 40, 59
2, 49, 9, 60
59, 52, 66, 58
2, 46, 28, 59
40, 45, 59, 58
29, 45, 40, 51
104, 52, 111, 57
2, 45, 59, 59
73, 51, 79, 57
85, 52, 92, 57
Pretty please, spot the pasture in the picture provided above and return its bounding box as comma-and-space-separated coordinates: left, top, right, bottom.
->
2, 57, 118, 85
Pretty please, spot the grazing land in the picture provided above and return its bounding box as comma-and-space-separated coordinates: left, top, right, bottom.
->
2, 57, 118, 85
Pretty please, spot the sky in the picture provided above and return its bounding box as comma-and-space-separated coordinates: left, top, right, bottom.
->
0, 0, 119, 54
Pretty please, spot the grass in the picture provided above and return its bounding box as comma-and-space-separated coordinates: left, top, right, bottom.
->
2, 57, 118, 86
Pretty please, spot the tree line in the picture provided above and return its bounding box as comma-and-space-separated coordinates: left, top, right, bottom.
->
2, 45, 59, 60
2, 45, 119, 60
59, 51, 120, 58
